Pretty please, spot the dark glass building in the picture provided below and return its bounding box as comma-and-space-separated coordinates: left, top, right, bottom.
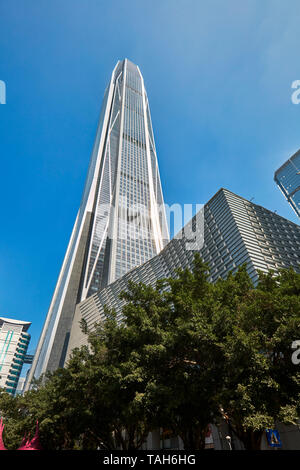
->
275, 149, 300, 217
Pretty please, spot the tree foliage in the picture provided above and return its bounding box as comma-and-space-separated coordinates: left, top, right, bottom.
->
0, 255, 299, 450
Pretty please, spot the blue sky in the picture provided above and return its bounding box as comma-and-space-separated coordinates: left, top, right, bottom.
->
1, 0, 300, 354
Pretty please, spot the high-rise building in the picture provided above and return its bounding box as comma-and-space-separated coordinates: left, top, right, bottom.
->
0, 317, 31, 395
26, 59, 169, 386
274, 149, 300, 217
66, 188, 300, 354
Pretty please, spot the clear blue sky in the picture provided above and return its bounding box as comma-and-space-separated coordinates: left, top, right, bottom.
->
1, 0, 300, 353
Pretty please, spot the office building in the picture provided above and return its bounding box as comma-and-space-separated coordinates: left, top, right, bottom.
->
26, 59, 169, 386
0, 317, 31, 395
275, 149, 300, 217
67, 187, 300, 354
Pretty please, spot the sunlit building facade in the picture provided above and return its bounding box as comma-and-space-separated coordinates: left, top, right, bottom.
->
26, 59, 169, 387
0, 317, 31, 395
67, 188, 300, 354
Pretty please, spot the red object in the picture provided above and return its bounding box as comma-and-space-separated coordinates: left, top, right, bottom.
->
0, 418, 42, 450
17, 433, 31, 450
205, 424, 212, 438
18, 421, 42, 450
18, 434, 28, 449
28, 421, 42, 450
0, 418, 7, 450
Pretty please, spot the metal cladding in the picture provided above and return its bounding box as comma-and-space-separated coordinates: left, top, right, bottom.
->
66, 188, 300, 354
26, 59, 169, 386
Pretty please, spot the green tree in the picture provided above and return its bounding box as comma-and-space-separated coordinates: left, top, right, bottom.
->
1, 255, 299, 451
116, 254, 225, 449
215, 266, 300, 450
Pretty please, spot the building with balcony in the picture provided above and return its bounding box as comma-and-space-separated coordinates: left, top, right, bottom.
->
0, 317, 31, 395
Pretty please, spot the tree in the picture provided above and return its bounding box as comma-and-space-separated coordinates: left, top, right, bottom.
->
69, 311, 153, 450
116, 254, 225, 449
1, 255, 298, 451
214, 266, 300, 450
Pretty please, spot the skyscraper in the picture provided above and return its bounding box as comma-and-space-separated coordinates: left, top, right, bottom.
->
274, 149, 300, 217
26, 59, 169, 385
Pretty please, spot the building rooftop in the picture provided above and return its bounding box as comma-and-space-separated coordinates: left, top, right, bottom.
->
0, 317, 31, 332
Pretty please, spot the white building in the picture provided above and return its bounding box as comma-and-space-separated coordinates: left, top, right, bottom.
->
0, 317, 31, 395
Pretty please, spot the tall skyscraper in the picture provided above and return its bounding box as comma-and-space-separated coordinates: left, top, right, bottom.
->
26, 59, 169, 386
274, 149, 300, 217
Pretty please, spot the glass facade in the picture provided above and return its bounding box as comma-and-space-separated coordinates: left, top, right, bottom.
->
275, 150, 300, 217
26, 59, 169, 386
84, 59, 168, 295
